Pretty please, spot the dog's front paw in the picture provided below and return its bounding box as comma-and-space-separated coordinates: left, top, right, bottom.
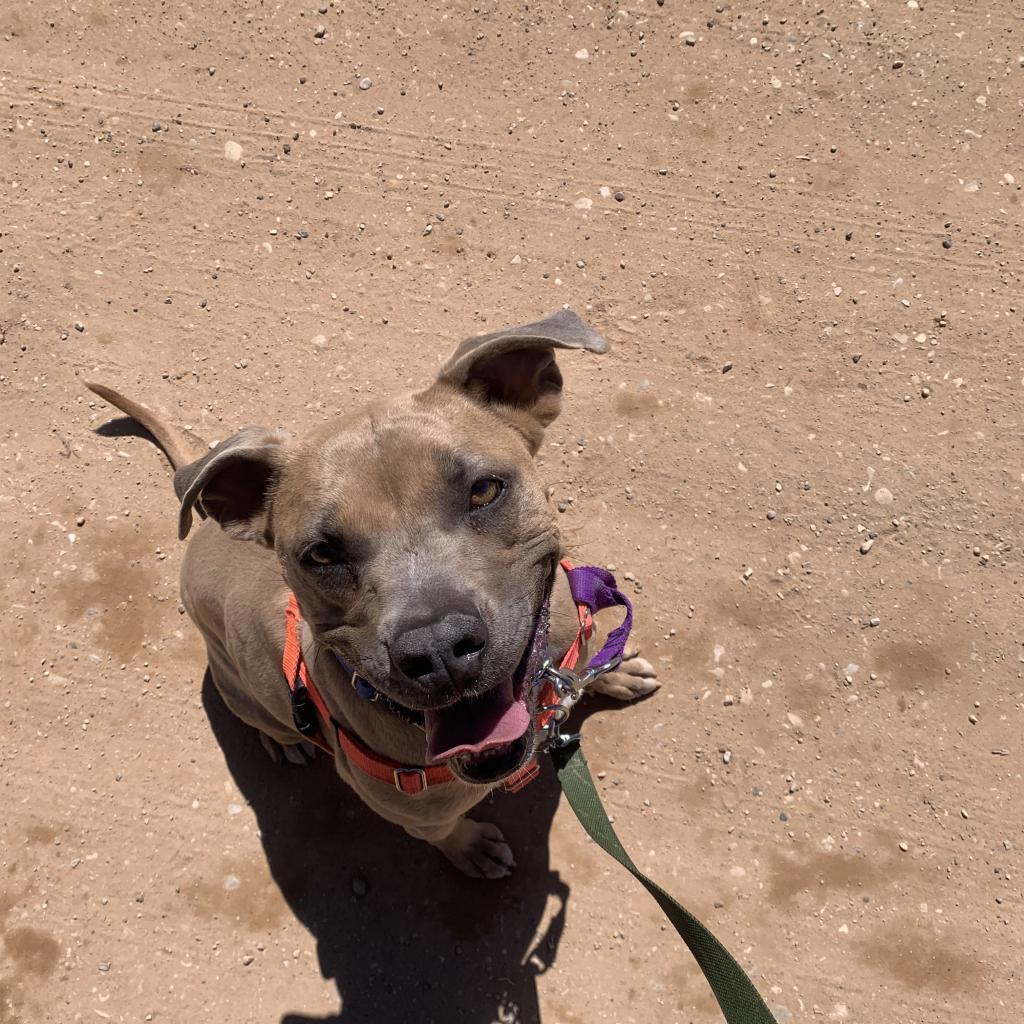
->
434, 819, 516, 879
589, 642, 659, 701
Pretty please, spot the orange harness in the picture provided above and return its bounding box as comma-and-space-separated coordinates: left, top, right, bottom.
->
281, 560, 591, 795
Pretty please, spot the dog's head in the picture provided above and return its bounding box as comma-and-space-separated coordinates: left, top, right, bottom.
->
174, 309, 608, 783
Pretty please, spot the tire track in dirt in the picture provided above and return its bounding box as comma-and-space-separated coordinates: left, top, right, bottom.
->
4, 76, 1016, 269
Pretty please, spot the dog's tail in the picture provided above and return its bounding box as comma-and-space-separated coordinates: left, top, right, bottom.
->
85, 382, 208, 472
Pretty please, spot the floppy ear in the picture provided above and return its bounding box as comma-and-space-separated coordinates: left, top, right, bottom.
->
437, 308, 608, 451
172, 426, 289, 544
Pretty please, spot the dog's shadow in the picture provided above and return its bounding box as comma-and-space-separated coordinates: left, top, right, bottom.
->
203, 670, 619, 1024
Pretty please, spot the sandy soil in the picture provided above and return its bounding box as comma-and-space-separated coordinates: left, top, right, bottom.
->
2, 2, 1022, 1022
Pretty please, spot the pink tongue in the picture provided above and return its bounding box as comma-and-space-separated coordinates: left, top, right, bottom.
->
424, 679, 530, 762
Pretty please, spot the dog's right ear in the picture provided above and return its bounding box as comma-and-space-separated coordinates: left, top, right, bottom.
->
173, 426, 289, 544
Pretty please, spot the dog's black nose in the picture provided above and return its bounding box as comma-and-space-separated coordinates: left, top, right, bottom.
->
391, 611, 488, 689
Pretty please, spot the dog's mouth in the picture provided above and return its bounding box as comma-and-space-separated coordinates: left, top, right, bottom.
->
424, 675, 536, 785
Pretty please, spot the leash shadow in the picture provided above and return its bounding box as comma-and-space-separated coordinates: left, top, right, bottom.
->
202, 669, 610, 1024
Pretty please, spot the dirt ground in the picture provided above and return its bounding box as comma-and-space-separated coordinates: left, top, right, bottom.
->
2, 1, 1022, 1022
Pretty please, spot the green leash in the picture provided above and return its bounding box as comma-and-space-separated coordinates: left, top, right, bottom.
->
551, 739, 778, 1024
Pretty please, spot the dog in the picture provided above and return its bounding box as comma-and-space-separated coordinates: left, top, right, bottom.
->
87, 308, 658, 878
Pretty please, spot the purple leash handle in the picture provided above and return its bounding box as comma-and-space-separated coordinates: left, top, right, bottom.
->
565, 565, 633, 670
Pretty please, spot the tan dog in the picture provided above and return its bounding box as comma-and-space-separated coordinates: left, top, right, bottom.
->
87, 309, 657, 878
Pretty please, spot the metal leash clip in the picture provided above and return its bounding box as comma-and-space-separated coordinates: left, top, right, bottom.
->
533, 654, 624, 750
576, 654, 623, 687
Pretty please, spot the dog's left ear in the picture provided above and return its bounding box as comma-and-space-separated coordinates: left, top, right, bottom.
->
436, 308, 609, 451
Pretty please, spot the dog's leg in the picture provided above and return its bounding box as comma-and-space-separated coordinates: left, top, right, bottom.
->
258, 730, 316, 766
406, 817, 516, 879
587, 641, 660, 701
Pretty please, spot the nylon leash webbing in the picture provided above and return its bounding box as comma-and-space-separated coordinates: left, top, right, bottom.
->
551, 740, 779, 1024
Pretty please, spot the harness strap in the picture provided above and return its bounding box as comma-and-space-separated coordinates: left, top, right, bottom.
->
532, 559, 593, 738
336, 718, 460, 795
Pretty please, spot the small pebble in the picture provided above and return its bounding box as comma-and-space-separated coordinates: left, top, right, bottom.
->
942, 238, 952, 249
242, 954, 255, 966
921, 386, 931, 398
352, 877, 368, 897
859, 538, 875, 555
74, 322, 85, 332
766, 510, 776, 520
76, 515, 86, 527
359, 77, 373, 91
722, 750, 732, 764
899, 841, 909, 852
742, 567, 754, 581
151, 122, 162, 132
722, 361, 733, 373
968, 713, 978, 724
869, 616, 881, 627
314, 24, 326, 38
613, 190, 625, 202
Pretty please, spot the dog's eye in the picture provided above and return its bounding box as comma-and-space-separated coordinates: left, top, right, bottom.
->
470, 478, 504, 509
303, 541, 344, 567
